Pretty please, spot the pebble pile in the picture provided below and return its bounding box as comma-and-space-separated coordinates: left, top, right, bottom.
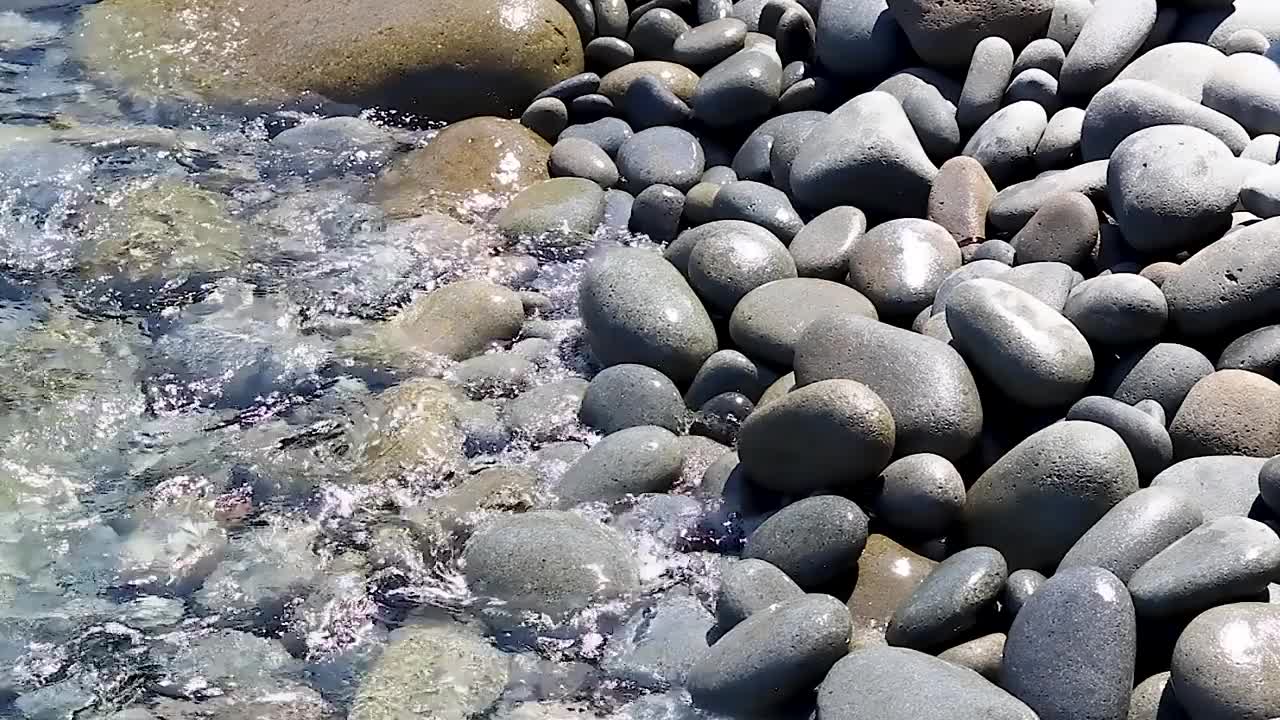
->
14, 0, 1280, 718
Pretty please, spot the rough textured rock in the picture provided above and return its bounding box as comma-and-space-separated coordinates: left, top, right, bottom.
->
1059, 0, 1157, 100
795, 313, 983, 460
1105, 343, 1215, 419
715, 558, 804, 630
744, 495, 869, 589
554, 426, 683, 506
729, 278, 878, 367
848, 534, 938, 648
78, 0, 583, 122
1171, 603, 1280, 720
1169, 370, 1280, 460
884, 0, 1055, 69
963, 420, 1139, 571
886, 547, 1007, 651
1081, 79, 1250, 161
1162, 217, 1280, 338
1065, 396, 1173, 481
1149, 456, 1270, 521
873, 454, 966, 538
928, 156, 997, 245
1058, 487, 1202, 583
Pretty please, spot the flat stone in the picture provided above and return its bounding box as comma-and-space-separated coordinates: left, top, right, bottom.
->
1010, 191, 1098, 268
815, 0, 909, 82
617, 125, 706, 192
1063, 274, 1168, 344
937, 633, 1006, 682
847, 535, 937, 648
1171, 602, 1280, 720
928, 156, 997, 245
1058, 487, 1202, 583
1219, 325, 1280, 380
715, 558, 804, 630
1115, 42, 1228, 101
1059, 0, 1157, 100
886, 547, 1007, 651
885, 0, 1054, 69
989, 160, 1109, 233
687, 594, 852, 714
687, 220, 797, 311
579, 247, 717, 383
789, 206, 867, 280
463, 510, 638, 621
958, 37, 1015, 132
1001, 567, 1137, 720
1163, 216, 1280, 337
737, 378, 895, 493
1150, 456, 1270, 520
712, 180, 803, 242
873, 453, 965, 538
817, 646, 1037, 720
745, 495, 869, 589
848, 219, 962, 320
795, 313, 983, 460
963, 420, 1139, 571
729, 278, 877, 367
1065, 396, 1173, 480
691, 47, 782, 128
1081, 79, 1250, 161
945, 279, 1094, 408
791, 91, 938, 218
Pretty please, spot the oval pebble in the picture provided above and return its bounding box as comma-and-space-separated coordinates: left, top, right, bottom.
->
1058, 486, 1202, 583
1169, 369, 1280, 460
1081, 79, 1249, 160
873, 453, 965, 538
744, 495, 869, 589
886, 546, 1007, 651
962, 101, 1049, 186
1002, 569, 1045, 620
847, 218, 962, 320
579, 364, 686, 434
715, 558, 803, 630
711, 180, 803, 241
687, 220, 797, 311
549, 137, 619, 187
616, 125, 706, 192
1162, 216, 1280, 338
789, 206, 867, 280
729, 277, 877, 367
554, 425, 683, 506
691, 47, 782, 128
1059, 0, 1157, 100
1171, 603, 1280, 720
958, 36, 1015, 132
1065, 395, 1173, 480
1062, 274, 1168, 345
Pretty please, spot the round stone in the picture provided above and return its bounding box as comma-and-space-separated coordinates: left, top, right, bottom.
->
585, 36, 636, 72
629, 8, 689, 60
1105, 343, 1215, 419
1169, 370, 1280, 460
1127, 672, 1187, 720
729, 278, 878, 367
494, 177, 607, 243
549, 137, 618, 187
937, 633, 1007, 682
1062, 274, 1168, 344
504, 379, 589, 443
1203, 52, 1280, 136
873, 454, 966, 538
1162, 216, 1280, 338
685, 349, 775, 407
1034, 107, 1085, 170
1065, 395, 1173, 480
672, 17, 748, 67
848, 218, 962, 320
616, 126, 706, 192
364, 280, 524, 363
579, 247, 718, 383
815, 0, 910, 82
554, 425, 683, 507
711, 180, 803, 242
989, 160, 1108, 233
1116, 42, 1229, 101
1013, 38, 1065, 76
963, 420, 1140, 571
691, 47, 782, 128
715, 558, 803, 630
789, 206, 867, 280
1010, 191, 1098, 268
1002, 569, 1045, 620
737, 379, 895, 494
462, 511, 639, 620
886, 547, 1007, 652
973, 239, 1017, 265
580, 364, 685, 434
629, 183, 685, 244
521, 96, 569, 142
687, 221, 797, 311
1171, 603, 1280, 720
1220, 325, 1280, 380
744, 495, 869, 589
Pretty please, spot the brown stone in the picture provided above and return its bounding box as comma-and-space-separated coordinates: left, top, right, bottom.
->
1009, 191, 1100, 268
847, 534, 937, 649
76, 0, 583, 122
600, 61, 701, 103
372, 117, 551, 219
1170, 370, 1280, 460
928, 156, 996, 246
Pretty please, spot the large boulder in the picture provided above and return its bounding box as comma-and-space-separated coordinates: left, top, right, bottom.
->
885, 0, 1055, 69
75, 0, 583, 121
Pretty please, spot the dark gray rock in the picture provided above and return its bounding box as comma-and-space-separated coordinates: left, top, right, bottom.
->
777, 74, 833, 111
1035, 107, 1085, 170
672, 17, 747, 67
562, 117, 634, 156
620, 74, 693, 129
1005, 69, 1060, 115
571, 92, 615, 120
1058, 487, 1202, 583
937, 633, 1006, 682
1047, 0, 1092, 51
817, 646, 1038, 720
555, 425, 683, 506
1150, 456, 1270, 520
1105, 343, 1214, 419
1063, 274, 1168, 345
628, 8, 689, 60
732, 111, 826, 183
1081, 79, 1250, 161
1129, 516, 1280, 617
550, 137, 619, 188
697, 0, 733, 23
1170, 602, 1280, 720
963, 420, 1139, 571
602, 593, 714, 689
1002, 569, 1045, 619
685, 349, 774, 408
766, 112, 828, 194
1169, 370, 1280, 460
815, 0, 909, 82
928, 156, 997, 245
789, 206, 866, 280
848, 219, 962, 320
692, 47, 782, 128
963, 101, 1049, 186
1163, 216, 1280, 337
1128, 672, 1189, 720
1220, 325, 1280, 380
586, 36, 637, 72
1013, 38, 1066, 76
463, 511, 639, 620
946, 279, 1094, 408
1203, 51, 1280, 136
495, 178, 607, 242
974, 239, 1017, 265
745, 495, 869, 588
886, 547, 1007, 651
595, 0, 628, 37
737, 378, 895, 493
536, 71, 603, 102
958, 36, 1015, 132
873, 453, 965, 538
580, 364, 685, 433
885, 0, 1054, 69
579, 247, 717, 383
712, 180, 803, 242
729, 278, 877, 367
505, 378, 589, 443
989, 160, 1109, 233
1001, 567, 1136, 720
521, 96, 569, 142
1115, 42, 1228, 101
715, 558, 803, 630
1066, 396, 1173, 480
791, 91, 939, 217
1010, 191, 1098, 268
687, 594, 852, 714
1059, 0, 1157, 100
629, 183, 685, 243
682, 181, 720, 225
616, 126, 706, 192
875, 69, 963, 163
795, 314, 982, 459
687, 220, 797, 311
1108, 125, 1238, 254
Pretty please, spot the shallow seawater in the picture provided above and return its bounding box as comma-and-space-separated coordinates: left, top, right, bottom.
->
0, 4, 726, 720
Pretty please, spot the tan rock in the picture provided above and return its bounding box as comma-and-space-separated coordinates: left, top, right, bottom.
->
846, 534, 937, 648
1170, 369, 1280, 460
600, 61, 701, 102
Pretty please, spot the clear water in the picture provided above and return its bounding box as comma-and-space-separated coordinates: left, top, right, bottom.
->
0, 4, 729, 719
